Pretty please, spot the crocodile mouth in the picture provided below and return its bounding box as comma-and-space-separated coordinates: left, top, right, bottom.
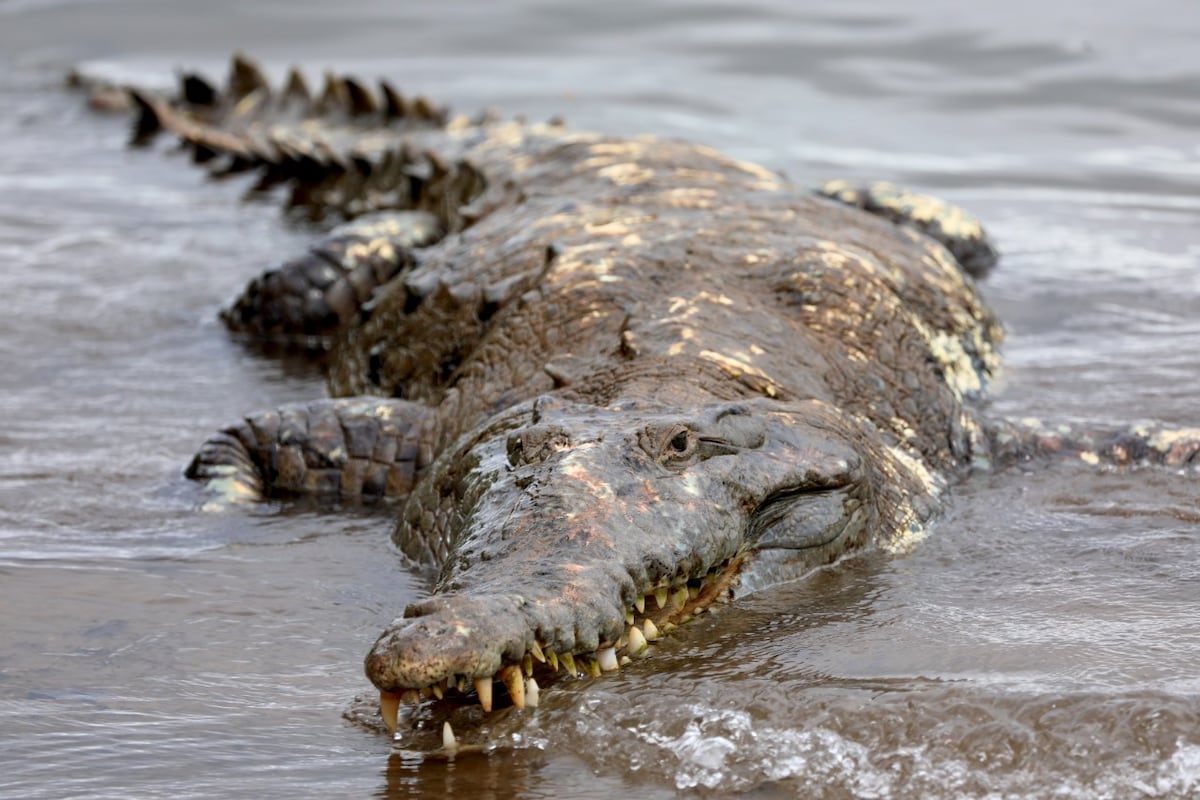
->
377, 553, 745, 737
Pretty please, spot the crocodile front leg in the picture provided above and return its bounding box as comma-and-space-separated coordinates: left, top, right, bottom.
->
186, 397, 438, 505
221, 210, 443, 347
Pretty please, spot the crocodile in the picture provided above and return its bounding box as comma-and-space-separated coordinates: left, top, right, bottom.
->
79, 56, 1200, 749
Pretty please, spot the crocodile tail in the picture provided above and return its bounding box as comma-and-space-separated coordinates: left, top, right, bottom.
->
122, 54, 491, 219
185, 398, 436, 506
130, 52, 448, 149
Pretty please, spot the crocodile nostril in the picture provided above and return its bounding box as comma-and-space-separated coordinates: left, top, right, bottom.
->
506, 424, 571, 467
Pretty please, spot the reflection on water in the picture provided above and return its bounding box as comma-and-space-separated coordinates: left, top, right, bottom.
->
1, 0, 1198, 797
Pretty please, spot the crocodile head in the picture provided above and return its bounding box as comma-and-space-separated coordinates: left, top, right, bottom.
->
365, 395, 913, 731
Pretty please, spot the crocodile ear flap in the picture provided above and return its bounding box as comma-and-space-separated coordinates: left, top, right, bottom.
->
702, 405, 766, 450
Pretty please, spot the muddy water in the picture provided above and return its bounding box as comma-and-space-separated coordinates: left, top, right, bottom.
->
1, 1, 1198, 797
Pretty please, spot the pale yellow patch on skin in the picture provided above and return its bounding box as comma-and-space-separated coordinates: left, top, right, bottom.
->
698, 350, 780, 397
597, 162, 655, 185
690, 143, 786, 189
878, 444, 943, 554
889, 417, 918, 442
1079, 451, 1101, 465
693, 291, 734, 306
666, 297, 696, 316
343, 238, 397, 267
929, 330, 984, 396
1144, 427, 1200, 449
197, 465, 267, 511
201, 468, 261, 504
666, 327, 696, 356
906, 316, 990, 400
561, 447, 617, 502
549, 249, 627, 287
820, 180, 985, 243
465, 122, 600, 174
584, 220, 632, 236
742, 249, 779, 266
664, 291, 732, 320
659, 187, 718, 208
463, 120, 528, 151
588, 141, 650, 157
672, 168, 731, 183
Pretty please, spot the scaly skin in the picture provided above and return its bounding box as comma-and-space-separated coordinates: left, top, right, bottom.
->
78, 56, 1199, 738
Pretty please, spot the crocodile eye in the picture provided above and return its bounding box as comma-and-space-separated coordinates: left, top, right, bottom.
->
663, 427, 696, 463
655, 425, 698, 467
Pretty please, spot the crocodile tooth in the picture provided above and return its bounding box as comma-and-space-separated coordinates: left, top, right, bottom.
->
522, 653, 534, 676
624, 608, 635, 626
654, 587, 668, 609
643, 618, 660, 641
670, 586, 689, 610
431, 682, 444, 700
400, 689, 421, 704
620, 655, 632, 667
442, 721, 457, 751
474, 676, 493, 712
529, 640, 546, 663
560, 652, 577, 676
597, 646, 619, 672
583, 656, 602, 678
626, 624, 648, 654
546, 649, 559, 672
635, 595, 646, 614
500, 665, 525, 710
525, 677, 540, 708
379, 691, 401, 733
688, 584, 700, 599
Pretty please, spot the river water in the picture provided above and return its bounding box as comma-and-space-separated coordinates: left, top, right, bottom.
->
1, 1, 1198, 797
